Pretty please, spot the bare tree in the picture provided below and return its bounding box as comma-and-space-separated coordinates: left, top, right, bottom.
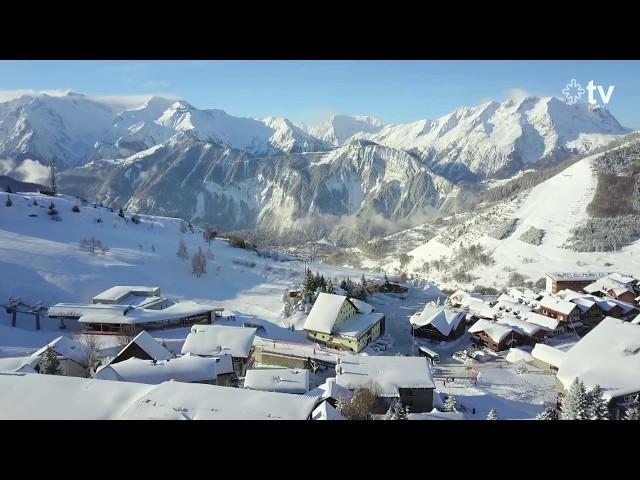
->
203, 226, 217, 250
80, 237, 109, 255
177, 239, 189, 261
79, 335, 100, 375
118, 333, 134, 349
192, 247, 207, 278
336, 382, 382, 420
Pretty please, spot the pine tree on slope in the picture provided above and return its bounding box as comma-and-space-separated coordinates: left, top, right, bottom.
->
40, 346, 62, 375
561, 378, 590, 420
588, 385, 609, 420
177, 239, 189, 261
486, 408, 498, 420
624, 406, 640, 420
536, 407, 560, 420
443, 394, 458, 413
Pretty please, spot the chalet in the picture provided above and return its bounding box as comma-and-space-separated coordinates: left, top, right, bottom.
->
181, 325, 257, 377
244, 368, 310, 394
520, 311, 567, 336
109, 330, 173, 365
556, 317, 640, 419
496, 315, 546, 344
545, 272, 607, 294
31, 336, 90, 377
0, 373, 319, 420
303, 293, 385, 353
530, 343, 566, 372
366, 280, 409, 296
335, 355, 435, 413
557, 290, 603, 324
505, 347, 534, 364
468, 319, 517, 351
48, 286, 223, 336
538, 296, 581, 323
95, 353, 218, 385
450, 290, 483, 308
410, 306, 466, 341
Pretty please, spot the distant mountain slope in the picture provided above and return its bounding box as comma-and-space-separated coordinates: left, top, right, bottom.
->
58, 138, 463, 245
355, 97, 630, 180
353, 138, 640, 289
299, 114, 385, 146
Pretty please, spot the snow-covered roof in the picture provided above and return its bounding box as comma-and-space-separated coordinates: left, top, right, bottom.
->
466, 302, 499, 320
410, 306, 465, 336
539, 296, 578, 316
334, 312, 384, 338
631, 314, 640, 325
312, 401, 345, 420
606, 272, 637, 285
78, 301, 217, 325
332, 287, 347, 296
521, 312, 560, 331
546, 272, 608, 282
505, 348, 534, 364
244, 368, 310, 394
115, 330, 173, 362
0, 355, 41, 372
181, 325, 256, 358
335, 355, 435, 397
421, 282, 444, 299
305, 377, 352, 402
96, 354, 217, 384
497, 315, 544, 336
48, 303, 130, 318
407, 409, 465, 420
494, 299, 533, 314
32, 336, 90, 367
0, 373, 318, 420
304, 293, 349, 334
531, 343, 566, 368
468, 319, 513, 343
93, 286, 160, 303
349, 298, 373, 314
605, 298, 638, 314
556, 317, 640, 396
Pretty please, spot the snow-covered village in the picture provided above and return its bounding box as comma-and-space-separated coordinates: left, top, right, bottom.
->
1, 60, 640, 422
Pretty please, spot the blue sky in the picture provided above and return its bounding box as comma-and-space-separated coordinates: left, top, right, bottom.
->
1, 60, 639, 127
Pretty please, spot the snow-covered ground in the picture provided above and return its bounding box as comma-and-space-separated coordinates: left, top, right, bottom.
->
366, 147, 640, 290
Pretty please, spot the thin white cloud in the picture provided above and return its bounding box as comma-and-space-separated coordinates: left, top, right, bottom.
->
0, 89, 182, 109
141, 80, 170, 89
0, 89, 71, 102
504, 88, 531, 102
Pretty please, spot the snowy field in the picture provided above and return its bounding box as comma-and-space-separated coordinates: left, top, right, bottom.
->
367, 148, 640, 290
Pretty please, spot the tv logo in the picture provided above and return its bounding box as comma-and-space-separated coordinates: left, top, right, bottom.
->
562, 79, 615, 106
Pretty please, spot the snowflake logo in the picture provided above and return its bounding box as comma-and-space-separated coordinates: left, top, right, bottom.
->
562, 79, 585, 105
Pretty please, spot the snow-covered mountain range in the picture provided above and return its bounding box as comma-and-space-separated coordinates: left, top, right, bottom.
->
0, 91, 632, 243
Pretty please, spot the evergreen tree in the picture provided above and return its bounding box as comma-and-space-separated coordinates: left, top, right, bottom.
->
339, 279, 347, 291
4, 185, 12, 193
5, 195, 12, 207
392, 400, 408, 420
325, 278, 334, 293
303, 269, 316, 294
383, 272, 389, 285
40, 346, 62, 375
486, 408, 498, 420
33, 198, 37, 206
118, 208, 125, 218
588, 385, 609, 420
443, 394, 458, 412
561, 378, 590, 420
177, 239, 189, 261
624, 406, 640, 420
536, 407, 560, 420
48, 201, 58, 216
